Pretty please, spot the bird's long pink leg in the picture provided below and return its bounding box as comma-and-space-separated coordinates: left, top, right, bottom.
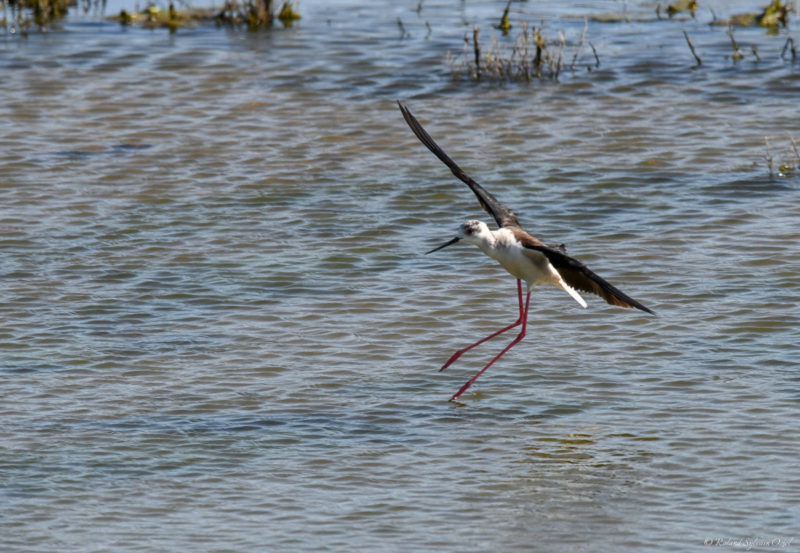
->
439, 279, 526, 372
449, 287, 532, 402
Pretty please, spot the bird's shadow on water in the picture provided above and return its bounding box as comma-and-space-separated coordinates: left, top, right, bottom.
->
440, 394, 592, 422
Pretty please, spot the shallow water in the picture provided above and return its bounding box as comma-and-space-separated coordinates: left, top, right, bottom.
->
2, 1, 800, 552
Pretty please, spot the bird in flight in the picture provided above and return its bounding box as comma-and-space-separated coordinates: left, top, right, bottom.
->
398, 101, 654, 402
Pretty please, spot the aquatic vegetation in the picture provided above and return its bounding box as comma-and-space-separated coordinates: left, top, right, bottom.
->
448, 21, 594, 83
495, 0, 511, 35
764, 135, 800, 179
665, 0, 698, 19
781, 37, 797, 61
587, 13, 636, 23
726, 25, 747, 62
682, 29, 702, 67
108, 0, 300, 30
711, 0, 790, 30
113, 3, 217, 31
216, 0, 300, 29
276, 1, 299, 23
592, 0, 792, 31
3, 0, 76, 30
682, 21, 790, 67
757, 0, 790, 27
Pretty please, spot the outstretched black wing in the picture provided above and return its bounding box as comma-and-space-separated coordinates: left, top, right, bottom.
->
524, 242, 655, 314
398, 101, 519, 229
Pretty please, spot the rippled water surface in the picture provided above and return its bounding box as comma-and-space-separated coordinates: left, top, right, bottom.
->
2, 1, 800, 551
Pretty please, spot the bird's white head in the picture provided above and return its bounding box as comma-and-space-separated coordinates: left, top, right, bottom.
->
457, 219, 492, 245
425, 219, 492, 254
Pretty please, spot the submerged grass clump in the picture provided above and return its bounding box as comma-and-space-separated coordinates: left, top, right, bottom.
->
764, 135, 800, 179
216, 0, 300, 29
448, 20, 596, 83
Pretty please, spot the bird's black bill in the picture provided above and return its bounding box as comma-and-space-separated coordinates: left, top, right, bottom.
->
425, 236, 460, 255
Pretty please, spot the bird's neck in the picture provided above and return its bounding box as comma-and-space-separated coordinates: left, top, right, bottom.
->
476, 229, 507, 259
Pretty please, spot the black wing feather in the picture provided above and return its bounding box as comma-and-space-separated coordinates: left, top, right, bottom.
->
398, 101, 519, 229
527, 244, 655, 314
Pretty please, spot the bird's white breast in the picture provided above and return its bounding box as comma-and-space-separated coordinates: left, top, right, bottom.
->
483, 228, 557, 287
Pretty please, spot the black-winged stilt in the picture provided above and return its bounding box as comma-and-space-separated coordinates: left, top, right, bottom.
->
398, 101, 654, 401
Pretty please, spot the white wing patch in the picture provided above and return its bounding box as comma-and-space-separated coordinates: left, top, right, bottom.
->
543, 255, 588, 308
559, 278, 588, 308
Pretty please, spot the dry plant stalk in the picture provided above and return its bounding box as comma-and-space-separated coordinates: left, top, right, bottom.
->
683, 29, 702, 66
726, 24, 745, 61
764, 137, 775, 179
789, 135, 800, 164
781, 37, 797, 61
570, 18, 589, 70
